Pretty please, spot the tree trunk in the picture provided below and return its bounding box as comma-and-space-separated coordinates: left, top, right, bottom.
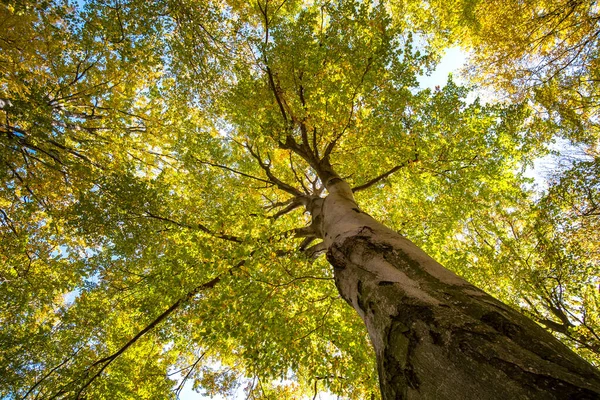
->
317, 178, 600, 400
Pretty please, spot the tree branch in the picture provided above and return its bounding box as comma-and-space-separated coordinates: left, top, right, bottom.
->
144, 212, 243, 243
289, 152, 310, 194
291, 226, 316, 238
57, 259, 246, 399
270, 198, 304, 219
174, 351, 208, 398
299, 236, 316, 251
304, 241, 327, 260
323, 56, 374, 160
70, 276, 222, 399
258, 0, 291, 128
19, 347, 84, 400
352, 164, 406, 192
246, 144, 305, 197
191, 156, 274, 185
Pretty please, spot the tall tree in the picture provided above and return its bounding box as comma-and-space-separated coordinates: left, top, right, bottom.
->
1, 0, 599, 399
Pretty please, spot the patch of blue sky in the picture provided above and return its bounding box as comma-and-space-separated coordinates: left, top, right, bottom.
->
417, 47, 499, 106
416, 47, 581, 192
417, 47, 467, 91
176, 373, 340, 400
522, 137, 595, 192
63, 270, 100, 305
62, 247, 102, 306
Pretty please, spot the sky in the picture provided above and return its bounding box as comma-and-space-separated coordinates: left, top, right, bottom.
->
417, 47, 467, 90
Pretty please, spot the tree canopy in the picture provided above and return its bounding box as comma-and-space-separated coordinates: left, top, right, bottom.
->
1, 0, 598, 398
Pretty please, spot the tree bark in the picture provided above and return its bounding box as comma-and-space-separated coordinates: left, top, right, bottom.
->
317, 178, 600, 400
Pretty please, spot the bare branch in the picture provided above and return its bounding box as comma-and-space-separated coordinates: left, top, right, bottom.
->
323, 56, 374, 160
292, 298, 335, 342
266, 65, 290, 126
312, 127, 319, 160
271, 198, 304, 219
191, 156, 273, 185
0, 209, 18, 236
258, 0, 291, 128
2, 125, 65, 166
289, 152, 310, 194
245, 272, 333, 289
304, 170, 324, 196
144, 212, 243, 243
50, 266, 238, 400
299, 236, 316, 251
175, 351, 208, 398
352, 164, 406, 192
47, 138, 104, 169
263, 196, 294, 210
246, 144, 305, 197
292, 226, 316, 238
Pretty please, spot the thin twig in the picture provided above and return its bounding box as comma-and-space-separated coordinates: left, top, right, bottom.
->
352, 164, 406, 192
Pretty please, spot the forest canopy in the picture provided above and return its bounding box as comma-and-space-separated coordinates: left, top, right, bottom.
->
1, 0, 599, 398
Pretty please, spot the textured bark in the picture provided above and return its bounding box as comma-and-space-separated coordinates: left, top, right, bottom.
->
317, 179, 600, 400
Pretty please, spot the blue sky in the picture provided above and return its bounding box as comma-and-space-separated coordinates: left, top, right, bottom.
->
418, 47, 467, 90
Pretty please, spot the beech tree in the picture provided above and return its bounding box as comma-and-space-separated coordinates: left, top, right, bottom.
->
1, 1, 599, 399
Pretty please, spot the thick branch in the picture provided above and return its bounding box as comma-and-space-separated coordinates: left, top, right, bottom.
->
304, 241, 327, 260
270, 198, 304, 219
291, 226, 316, 238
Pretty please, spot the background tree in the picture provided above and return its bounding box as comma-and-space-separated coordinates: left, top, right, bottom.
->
436, 0, 600, 148
1, 0, 599, 399
426, 0, 600, 366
